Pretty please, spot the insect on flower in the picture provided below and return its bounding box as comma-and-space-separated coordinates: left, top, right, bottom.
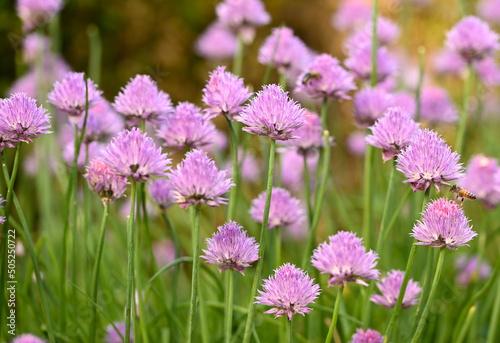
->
301, 70, 321, 84
450, 184, 477, 205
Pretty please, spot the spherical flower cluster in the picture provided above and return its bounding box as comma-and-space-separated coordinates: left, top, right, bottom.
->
156, 102, 216, 150
345, 45, 397, 83
353, 87, 393, 127
148, 178, 175, 210
477, 0, 500, 25
48, 72, 102, 121
168, 149, 234, 209
238, 84, 306, 140
105, 322, 132, 343
474, 58, 500, 86
202, 66, 252, 120
370, 270, 422, 309
391, 91, 416, 117
250, 187, 305, 229
22, 33, 50, 64
420, 86, 458, 124
446, 16, 499, 63
396, 129, 464, 192
431, 49, 467, 76
459, 154, 500, 209
195, 22, 237, 60
0, 93, 51, 150
16, 0, 63, 31
84, 159, 128, 205
366, 107, 420, 162
349, 328, 384, 343
280, 150, 318, 192
311, 231, 379, 286
201, 221, 259, 274
281, 110, 328, 157
331, 0, 371, 32
295, 54, 356, 100
78, 99, 124, 144
412, 198, 477, 250
344, 17, 400, 53
102, 128, 171, 183
455, 255, 493, 286
113, 74, 173, 123
63, 141, 104, 171
255, 263, 320, 320
11, 333, 46, 343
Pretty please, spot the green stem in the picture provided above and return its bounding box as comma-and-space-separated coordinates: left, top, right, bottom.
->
279, 72, 287, 92
362, 142, 375, 249
303, 155, 313, 227
232, 35, 244, 77
226, 117, 239, 221
289, 317, 293, 343
320, 98, 328, 131
161, 212, 181, 316
411, 247, 434, 337
414, 47, 426, 122
410, 248, 446, 343
225, 270, 235, 343
456, 63, 473, 155
275, 227, 281, 268
262, 25, 284, 86
84, 144, 91, 291
371, 0, 379, 87
382, 188, 412, 244
486, 276, 500, 343
89, 203, 109, 343
125, 181, 137, 343
325, 285, 344, 343
87, 24, 102, 84
456, 306, 476, 343
187, 204, 202, 343
242, 139, 276, 343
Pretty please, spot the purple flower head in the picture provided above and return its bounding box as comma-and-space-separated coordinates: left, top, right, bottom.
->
225, 148, 261, 183
0, 93, 51, 149
102, 128, 171, 183
0, 195, 5, 224
11, 334, 45, 343
255, 263, 320, 320
281, 110, 329, 157
202, 66, 252, 120
412, 198, 477, 250
344, 17, 400, 53
156, 102, 216, 151
78, 99, 124, 144
148, 178, 175, 210
238, 84, 306, 140
477, 0, 500, 25
353, 87, 393, 127
474, 58, 500, 86
63, 141, 104, 171
258, 27, 311, 74
446, 16, 499, 63
346, 131, 367, 157
216, 0, 270, 43
17, 0, 63, 31
397, 129, 464, 192
201, 221, 259, 274
345, 45, 397, 83
84, 159, 128, 205
350, 328, 384, 343
366, 107, 420, 162
295, 54, 357, 100
455, 255, 493, 286
48, 72, 102, 122
195, 22, 238, 60
331, 0, 371, 32
370, 270, 422, 309
202, 129, 229, 155
459, 155, 500, 209
113, 74, 173, 123
168, 149, 234, 209
391, 91, 416, 118
311, 231, 379, 286
431, 48, 467, 76
22, 33, 51, 64
105, 322, 132, 343
280, 149, 318, 192
250, 187, 305, 229
420, 86, 458, 124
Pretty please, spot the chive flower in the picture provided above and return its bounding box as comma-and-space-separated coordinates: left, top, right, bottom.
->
353, 87, 393, 127
345, 45, 397, 83
370, 270, 422, 309
84, 159, 128, 205
11, 333, 46, 343
350, 328, 384, 343
105, 322, 132, 343
455, 255, 493, 286
331, 1, 371, 32
16, 0, 63, 32
195, 22, 237, 60
459, 154, 500, 209
281, 110, 329, 157
420, 86, 458, 124
148, 178, 175, 210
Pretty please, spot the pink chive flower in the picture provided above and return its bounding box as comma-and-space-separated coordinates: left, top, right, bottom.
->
16, 0, 63, 32
350, 328, 384, 343
77, 99, 124, 144
311, 231, 379, 286
391, 91, 416, 118
474, 58, 500, 86
370, 270, 422, 309
455, 255, 493, 286
346, 131, 367, 157
255, 263, 320, 320
102, 128, 171, 183
420, 86, 458, 124
215, 0, 270, 44
431, 49, 467, 76
63, 141, 104, 171
281, 110, 329, 157
296, 54, 357, 100
113, 74, 173, 124
148, 179, 175, 210
105, 322, 132, 343
459, 155, 500, 209
396, 129, 464, 192
331, 0, 371, 32
22, 33, 51, 64
280, 149, 318, 192
366, 107, 420, 162
345, 45, 397, 83
168, 149, 234, 209
195, 22, 238, 60
0, 93, 51, 150
250, 187, 305, 229
84, 159, 128, 205
156, 102, 216, 151
412, 198, 477, 250
344, 17, 400, 53
11, 333, 46, 343
238, 84, 306, 140
353, 87, 393, 127
202, 66, 252, 120
446, 16, 499, 63
477, 0, 500, 24
201, 221, 259, 274
48, 72, 102, 122
225, 148, 260, 183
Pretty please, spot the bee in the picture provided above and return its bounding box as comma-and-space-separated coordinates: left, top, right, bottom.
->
450, 185, 476, 205
301, 70, 321, 84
